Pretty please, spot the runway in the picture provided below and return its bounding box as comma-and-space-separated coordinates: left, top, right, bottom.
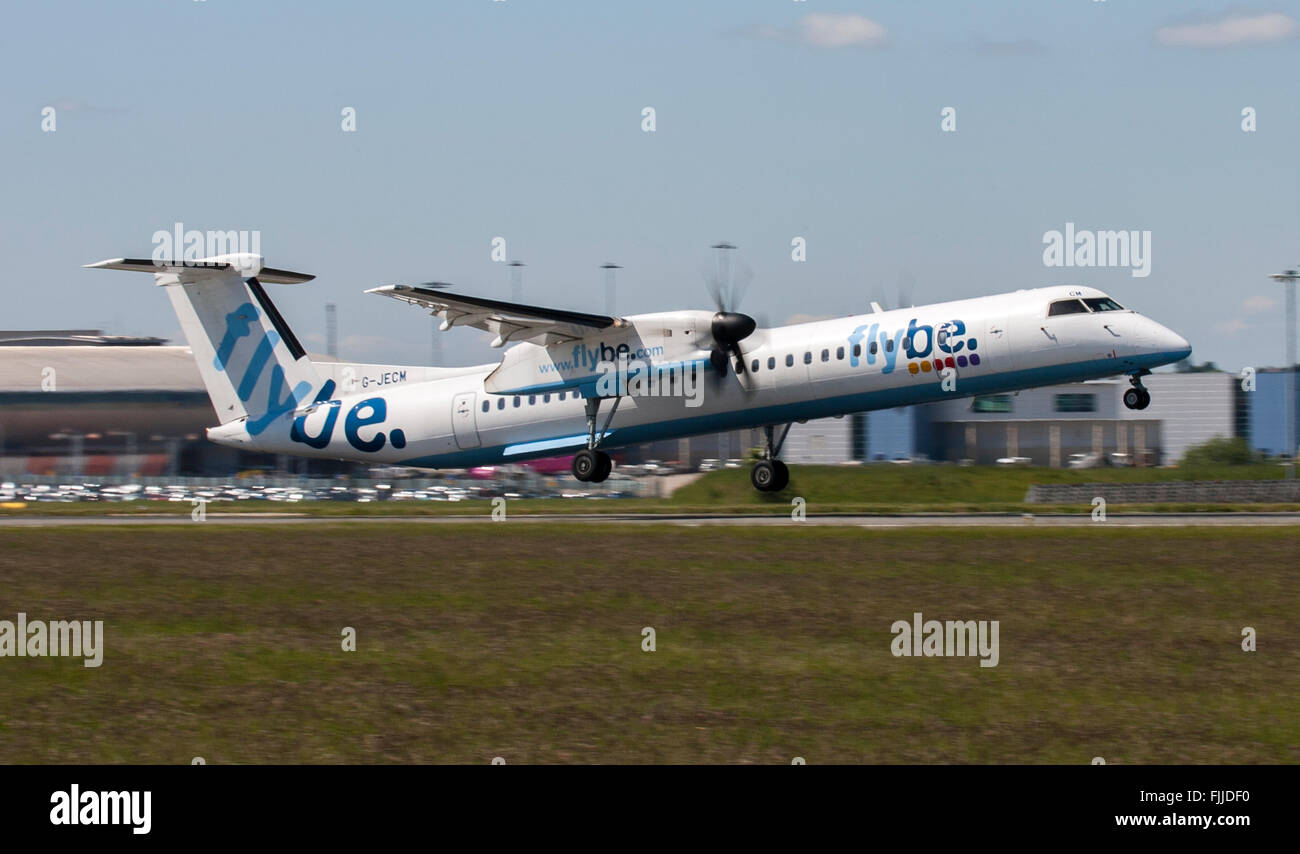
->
2, 512, 1299, 528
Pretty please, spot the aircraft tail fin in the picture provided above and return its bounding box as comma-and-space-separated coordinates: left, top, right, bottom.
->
85, 254, 330, 435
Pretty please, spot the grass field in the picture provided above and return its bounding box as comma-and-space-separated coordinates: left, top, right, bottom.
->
2, 463, 1297, 516
1, 524, 1296, 764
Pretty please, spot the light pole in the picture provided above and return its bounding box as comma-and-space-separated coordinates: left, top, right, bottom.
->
1268, 269, 1298, 479
600, 263, 621, 315
325, 303, 338, 358
508, 261, 526, 303
107, 430, 138, 478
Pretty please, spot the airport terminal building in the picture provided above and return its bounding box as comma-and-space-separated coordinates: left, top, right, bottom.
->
0, 330, 331, 477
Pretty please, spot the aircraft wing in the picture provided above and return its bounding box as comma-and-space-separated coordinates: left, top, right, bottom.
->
366, 283, 624, 348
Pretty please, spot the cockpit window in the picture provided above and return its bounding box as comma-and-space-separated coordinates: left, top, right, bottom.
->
1083, 297, 1124, 312
1047, 299, 1089, 316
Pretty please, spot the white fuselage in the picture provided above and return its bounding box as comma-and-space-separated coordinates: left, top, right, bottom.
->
207, 285, 1191, 468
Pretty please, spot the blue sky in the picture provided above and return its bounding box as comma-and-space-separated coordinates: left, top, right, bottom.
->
2, 1, 1297, 369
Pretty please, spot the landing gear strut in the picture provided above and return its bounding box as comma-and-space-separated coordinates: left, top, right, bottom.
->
572, 397, 619, 483
1123, 370, 1151, 411
751, 424, 791, 492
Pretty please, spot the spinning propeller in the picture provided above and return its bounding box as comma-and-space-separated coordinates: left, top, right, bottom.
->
702, 243, 759, 387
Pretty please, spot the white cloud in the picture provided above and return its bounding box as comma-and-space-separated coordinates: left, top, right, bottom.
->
745, 13, 888, 49
1243, 295, 1277, 312
1155, 12, 1299, 48
1213, 318, 1249, 334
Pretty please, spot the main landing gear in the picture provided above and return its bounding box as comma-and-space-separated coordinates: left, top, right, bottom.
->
572, 396, 620, 484
751, 423, 791, 493
1123, 370, 1151, 411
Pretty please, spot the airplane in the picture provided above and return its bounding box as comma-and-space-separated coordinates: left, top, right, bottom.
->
85, 252, 1191, 492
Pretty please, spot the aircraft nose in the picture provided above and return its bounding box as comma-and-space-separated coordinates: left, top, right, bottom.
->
1156, 324, 1191, 360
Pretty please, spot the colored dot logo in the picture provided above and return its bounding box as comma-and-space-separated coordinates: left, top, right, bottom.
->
908, 337, 980, 376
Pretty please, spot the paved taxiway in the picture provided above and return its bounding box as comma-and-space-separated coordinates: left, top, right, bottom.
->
1, 512, 1298, 528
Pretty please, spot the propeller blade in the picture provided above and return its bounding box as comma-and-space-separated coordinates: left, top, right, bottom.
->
729, 260, 753, 313
700, 264, 727, 313
898, 272, 915, 310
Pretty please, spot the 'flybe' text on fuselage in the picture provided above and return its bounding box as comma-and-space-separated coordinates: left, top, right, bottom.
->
846, 317, 982, 376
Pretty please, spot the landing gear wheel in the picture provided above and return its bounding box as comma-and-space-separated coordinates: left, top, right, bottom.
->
573, 449, 612, 483
590, 452, 612, 483
771, 460, 790, 492
751, 460, 777, 492
572, 449, 598, 482
1124, 370, 1151, 411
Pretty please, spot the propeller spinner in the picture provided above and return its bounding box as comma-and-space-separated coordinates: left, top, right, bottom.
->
709, 311, 757, 378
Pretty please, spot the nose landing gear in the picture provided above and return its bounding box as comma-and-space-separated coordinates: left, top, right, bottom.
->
751, 423, 792, 492
1123, 370, 1151, 410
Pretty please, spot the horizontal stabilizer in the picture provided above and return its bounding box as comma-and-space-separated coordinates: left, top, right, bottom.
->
85, 255, 313, 284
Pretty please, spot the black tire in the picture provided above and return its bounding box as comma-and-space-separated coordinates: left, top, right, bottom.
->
590, 452, 612, 483
751, 460, 776, 492
1123, 388, 1143, 410
572, 449, 597, 482
1136, 389, 1151, 410
771, 460, 790, 492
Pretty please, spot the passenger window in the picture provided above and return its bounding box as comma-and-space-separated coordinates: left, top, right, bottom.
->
768, 356, 776, 370
497, 398, 505, 410
513, 396, 521, 407
751, 359, 759, 373
836, 346, 844, 360
559, 391, 566, 401
902, 337, 910, 350
481, 400, 489, 413
528, 395, 536, 405
1048, 299, 1089, 316
820, 349, 829, 362
885, 338, 894, 352
543, 394, 551, 403
869, 341, 878, 355
785, 354, 794, 367
853, 344, 861, 358
803, 352, 812, 365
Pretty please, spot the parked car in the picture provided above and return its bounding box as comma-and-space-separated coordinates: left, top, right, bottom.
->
1068, 453, 1103, 469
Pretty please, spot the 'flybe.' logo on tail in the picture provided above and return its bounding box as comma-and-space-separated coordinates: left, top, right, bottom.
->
213, 302, 311, 435
847, 317, 982, 376
289, 392, 407, 453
